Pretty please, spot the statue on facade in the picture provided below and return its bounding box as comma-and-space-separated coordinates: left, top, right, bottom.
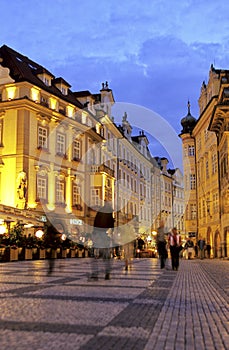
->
16, 171, 27, 209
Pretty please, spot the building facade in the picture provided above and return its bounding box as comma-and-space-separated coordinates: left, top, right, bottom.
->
0, 44, 184, 246
180, 65, 229, 258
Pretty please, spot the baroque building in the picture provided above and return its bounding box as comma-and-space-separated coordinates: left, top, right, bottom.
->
180, 65, 229, 258
0, 44, 184, 245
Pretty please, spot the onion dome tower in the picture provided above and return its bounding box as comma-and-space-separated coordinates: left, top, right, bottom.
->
179, 101, 198, 241
180, 101, 197, 135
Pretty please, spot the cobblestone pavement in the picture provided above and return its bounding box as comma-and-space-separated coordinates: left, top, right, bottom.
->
0, 257, 228, 350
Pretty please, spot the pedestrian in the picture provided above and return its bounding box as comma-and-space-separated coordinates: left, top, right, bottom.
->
156, 220, 168, 269
137, 236, 145, 251
90, 201, 115, 280
44, 225, 61, 275
194, 243, 198, 257
168, 227, 182, 271
184, 237, 194, 259
135, 236, 145, 257
198, 237, 206, 259
121, 224, 135, 271
206, 242, 211, 258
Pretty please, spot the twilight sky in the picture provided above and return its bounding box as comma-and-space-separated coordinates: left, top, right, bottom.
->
1, 0, 229, 169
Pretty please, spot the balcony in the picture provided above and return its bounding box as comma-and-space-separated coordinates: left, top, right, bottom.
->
89, 164, 114, 177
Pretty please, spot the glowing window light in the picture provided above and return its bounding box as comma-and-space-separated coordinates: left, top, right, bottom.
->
6, 86, 16, 100
31, 87, 40, 102
82, 112, 87, 124
50, 97, 57, 110
67, 105, 74, 118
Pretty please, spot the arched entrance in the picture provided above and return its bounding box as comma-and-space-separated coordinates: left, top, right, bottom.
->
224, 227, 229, 258
206, 226, 211, 244
214, 230, 221, 258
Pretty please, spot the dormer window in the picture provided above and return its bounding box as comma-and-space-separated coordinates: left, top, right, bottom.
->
36, 68, 54, 87
37, 73, 51, 86
53, 77, 71, 96
43, 77, 51, 86
61, 87, 67, 95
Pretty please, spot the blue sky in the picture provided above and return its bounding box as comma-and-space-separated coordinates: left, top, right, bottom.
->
1, 0, 229, 169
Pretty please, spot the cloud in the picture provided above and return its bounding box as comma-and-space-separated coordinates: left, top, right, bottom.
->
2, 0, 229, 169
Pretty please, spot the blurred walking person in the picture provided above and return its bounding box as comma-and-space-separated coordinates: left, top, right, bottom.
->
168, 227, 182, 271
198, 237, 206, 260
156, 220, 168, 269
90, 202, 115, 280
122, 224, 135, 271
44, 225, 61, 275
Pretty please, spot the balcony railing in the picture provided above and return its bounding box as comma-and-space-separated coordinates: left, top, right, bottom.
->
89, 164, 114, 177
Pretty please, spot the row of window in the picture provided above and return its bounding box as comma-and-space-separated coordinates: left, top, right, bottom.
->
37, 177, 82, 207
38, 125, 82, 160
185, 202, 220, 221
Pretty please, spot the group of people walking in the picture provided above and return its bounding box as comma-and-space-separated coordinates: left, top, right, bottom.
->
45, 200, 212, 278
156, 220, 212, 271
156, 221, 182, 271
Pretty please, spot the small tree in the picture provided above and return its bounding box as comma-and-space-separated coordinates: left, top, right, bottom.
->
9, 221, 24, 246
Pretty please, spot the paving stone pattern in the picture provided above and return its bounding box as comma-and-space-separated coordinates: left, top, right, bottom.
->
0, 258, 228, 350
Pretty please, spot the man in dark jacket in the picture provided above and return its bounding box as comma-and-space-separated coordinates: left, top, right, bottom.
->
90, 202, 115, 280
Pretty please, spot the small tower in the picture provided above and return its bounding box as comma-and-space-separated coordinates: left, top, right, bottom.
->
180, 101, 197, 135
179, 102, 197, 240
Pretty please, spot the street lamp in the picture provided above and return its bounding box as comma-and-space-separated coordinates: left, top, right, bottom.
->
35, 229, 44, 239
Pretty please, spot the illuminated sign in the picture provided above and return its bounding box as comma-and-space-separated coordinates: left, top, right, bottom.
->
70, 218, 83, 225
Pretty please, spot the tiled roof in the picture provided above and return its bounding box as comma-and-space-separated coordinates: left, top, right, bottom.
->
0, 45, 83, 109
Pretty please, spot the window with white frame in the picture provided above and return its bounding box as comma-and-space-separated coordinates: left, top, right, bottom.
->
190, 203, 196, 219
61, 87, 67, 95
38, 126, 48, 149
43, 77, 51, 86
56, 180, 65, 203
188, 145, 195, 156
37, 176, 47, 201
73, 185, 81, 206
56, 133, 65, 155
190, 174, 196, 190
72, 139, 81, 160
91, 188, 100, 207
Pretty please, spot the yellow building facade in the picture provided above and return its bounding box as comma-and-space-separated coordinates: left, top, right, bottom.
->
0, 44, 184, 247
180, 65, 229, 257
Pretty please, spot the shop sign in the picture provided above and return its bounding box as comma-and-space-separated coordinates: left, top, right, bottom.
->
70, 218, 83, 225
